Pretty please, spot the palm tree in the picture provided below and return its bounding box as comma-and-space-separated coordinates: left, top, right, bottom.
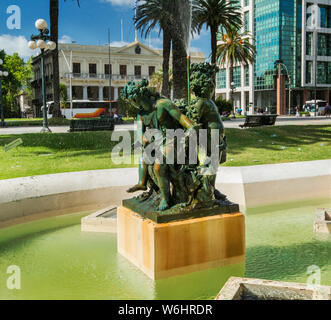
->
135, 0, 173, 98
149, 69, 173, 93
171, 0, 191, 100
50, 0, 80, 118
216, 27, 256, 87
192, 0, 241, 99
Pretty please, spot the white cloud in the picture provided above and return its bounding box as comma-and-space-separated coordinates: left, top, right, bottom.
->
110, 41, 130, 47
102, 0, 135, 7
0, 34, 35, 59
143, 37, 163, 50
59, 35, 73, 44
192, 29, 209, 41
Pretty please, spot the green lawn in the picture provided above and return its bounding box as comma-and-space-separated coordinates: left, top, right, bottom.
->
0, 125, 330, 180
5, 118, 70, 127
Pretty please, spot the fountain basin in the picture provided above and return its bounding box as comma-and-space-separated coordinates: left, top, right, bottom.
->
0, 198, 330, 300
1, 160, 330, 229
216, 277, 331, 300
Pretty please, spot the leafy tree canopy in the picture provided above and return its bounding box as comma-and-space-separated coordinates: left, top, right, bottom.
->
0, 50, 33, 118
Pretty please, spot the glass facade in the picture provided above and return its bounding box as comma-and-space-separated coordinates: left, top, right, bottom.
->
254, 0, 300, 90
254, 0, 280, 90
244, 11, 250, 32
216, 1, 330, 94
317, 62, 331, 84
231, 0, 241, 7
306, 33, 312, 55
295, 1, 302, 86
245, 66, 249, 86
233, 66, 241, 87
318, 33, 331, 56
319, 5, 331, 28
306, 61, 312, 84
217, 69, 226, 89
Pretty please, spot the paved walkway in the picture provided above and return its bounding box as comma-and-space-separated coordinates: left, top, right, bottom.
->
0, 116, 330, 135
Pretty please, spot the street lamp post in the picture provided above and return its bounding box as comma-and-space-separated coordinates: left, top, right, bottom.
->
28, 19, 57, 133
230, 81, 236, 112
0, 59, 9, 128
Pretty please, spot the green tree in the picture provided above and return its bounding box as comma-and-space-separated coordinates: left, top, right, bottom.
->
0, 51, 32, 118
50, 0, 80, 118
59, 83, 68, 106
149, 69, 173, 93
216, 26, 256, 86
135, 0, 173, 98
192, 0, 241, 98
117, 97, 138, 118
215, 97, 233, 115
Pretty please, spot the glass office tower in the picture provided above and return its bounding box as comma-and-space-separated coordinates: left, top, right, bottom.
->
216, 0, 331, 113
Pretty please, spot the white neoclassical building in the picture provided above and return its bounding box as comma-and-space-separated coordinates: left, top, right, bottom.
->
31, 40, 206, 113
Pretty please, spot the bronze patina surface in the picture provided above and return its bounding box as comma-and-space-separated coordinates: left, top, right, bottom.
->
123, 194, 239, 223
120, 63, 239, 222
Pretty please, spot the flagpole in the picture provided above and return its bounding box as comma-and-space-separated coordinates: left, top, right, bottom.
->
108, 28, 112, 117
135, 0, 138, 41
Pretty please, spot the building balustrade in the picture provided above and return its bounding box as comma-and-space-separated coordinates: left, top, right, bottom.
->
63, 73, 150, 81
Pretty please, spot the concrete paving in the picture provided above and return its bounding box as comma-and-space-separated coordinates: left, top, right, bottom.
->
0, 116, 330, 135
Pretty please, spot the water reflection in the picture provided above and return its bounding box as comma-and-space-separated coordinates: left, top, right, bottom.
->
0, 198, 330, 299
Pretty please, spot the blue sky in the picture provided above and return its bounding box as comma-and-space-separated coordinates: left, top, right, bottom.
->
0, 0, 211, 60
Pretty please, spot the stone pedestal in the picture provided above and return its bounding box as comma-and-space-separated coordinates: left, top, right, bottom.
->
117, 206, 245, 280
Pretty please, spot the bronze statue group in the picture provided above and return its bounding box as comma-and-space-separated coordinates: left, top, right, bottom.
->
121, 63, 229, 214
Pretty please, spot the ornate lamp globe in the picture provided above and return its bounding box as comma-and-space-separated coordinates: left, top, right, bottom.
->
35, 19, 48, 30
3, 71, 8, 77
28, 40, 37, 50
47, 41, 57, 51
37, 39, 47, 49
0, 59, 3, 65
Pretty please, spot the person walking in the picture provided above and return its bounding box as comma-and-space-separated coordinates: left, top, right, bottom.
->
296, 105, 300, 117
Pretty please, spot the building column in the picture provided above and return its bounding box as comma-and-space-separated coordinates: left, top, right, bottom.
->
324, 90, 330, 104
249, 63, 254, 114
114, 87, 119, 101
240, 65, 245, 108
241, 90, 245, 109
67, 86, 70, 98
99, 86, 104, 101
83, 86, 88, 100
226, 67, 231, 100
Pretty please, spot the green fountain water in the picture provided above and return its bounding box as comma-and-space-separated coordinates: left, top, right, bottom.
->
0, 199, 330, 300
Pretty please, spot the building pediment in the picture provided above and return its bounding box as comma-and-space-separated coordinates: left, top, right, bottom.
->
116, 41, 161, 57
